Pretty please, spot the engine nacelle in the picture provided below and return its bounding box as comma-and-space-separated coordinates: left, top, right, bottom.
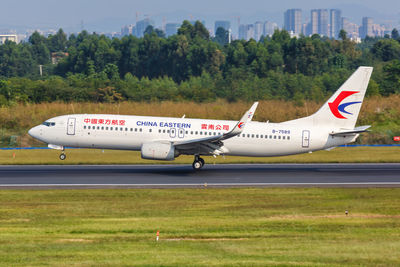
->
141, 142, 176, 161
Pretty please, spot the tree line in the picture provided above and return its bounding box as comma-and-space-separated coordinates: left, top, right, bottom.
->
1, 21, 400, 105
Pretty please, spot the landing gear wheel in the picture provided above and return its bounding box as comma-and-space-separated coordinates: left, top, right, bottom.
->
192, 160, 202, 170
192, 156, 205, 170
59, 153, 66, 160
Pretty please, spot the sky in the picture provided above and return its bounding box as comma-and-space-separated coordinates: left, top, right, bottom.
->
1, 0, 400, 32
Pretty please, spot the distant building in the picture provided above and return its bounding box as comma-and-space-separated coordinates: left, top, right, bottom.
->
121, 24, 135, 36
239, 24, 254, 41
0, 34, 18, 44
360, 17, 373, 38
165, 23, 180, 37
284, 9, 302, 35
239, 24, 247, 40
214, 20, 231, 34
341, 17, 359, 39
264, 21, 278, 36
309, 9, 319, 35
254, 21, 264, 41
135, 18, 154, 38
330, 9, 342, 39
318, 9, 329, 37
372, 24, 386, 38
308, 9, 329, 37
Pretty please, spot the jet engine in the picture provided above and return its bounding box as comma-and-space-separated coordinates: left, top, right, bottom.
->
141, 142, 177, 161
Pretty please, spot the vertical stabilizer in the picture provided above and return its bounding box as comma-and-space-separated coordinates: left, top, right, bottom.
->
311, 66, 373, 129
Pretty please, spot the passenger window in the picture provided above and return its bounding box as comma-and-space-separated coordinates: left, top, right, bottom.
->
101, 127, 104, 130
278, 136, 281, 139
163, 130, 165, 133
185, 131, 188, 134
106, 127, 109, 130
274, 135, 276, 139
256, 135, 259, 138
84, 126, 86, 129
97, 126, 100, 130
135, 128, 138, 132
149, 129, 152, 133
159, 129, 161, 133
140, 129, 142, 132
252, 134, 255, 138
115, 127, 118, 131
283, 136, 286, 140
190, 131, 193, 135
88, 126, 91, 129
130, 128, 133, 132
288, 136, 291, 140
269, 135, 272, 139
110, 127, 113, 130
242, 134, 245, 137
195, 131, 198, 135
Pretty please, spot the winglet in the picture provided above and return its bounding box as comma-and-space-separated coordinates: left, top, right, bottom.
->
174, 102, 259, 147
223, 102, 258, 139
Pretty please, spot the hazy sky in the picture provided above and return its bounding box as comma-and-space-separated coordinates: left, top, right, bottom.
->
2, 0, 400, 32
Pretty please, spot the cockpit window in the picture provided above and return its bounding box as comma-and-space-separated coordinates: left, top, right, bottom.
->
42, 122, 56, 127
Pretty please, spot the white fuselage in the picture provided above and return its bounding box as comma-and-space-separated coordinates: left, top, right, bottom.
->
28, 114, 356, 157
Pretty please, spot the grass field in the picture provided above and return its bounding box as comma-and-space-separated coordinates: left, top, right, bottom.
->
0, 146, 399, 165
0, 188, 399, 266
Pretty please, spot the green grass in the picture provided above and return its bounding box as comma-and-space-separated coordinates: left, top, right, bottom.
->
0, 188, 400, 266
0, 146, 399, 165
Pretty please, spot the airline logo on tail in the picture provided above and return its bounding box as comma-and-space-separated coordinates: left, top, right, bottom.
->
328, 91, 361, 119
238, 122, 245, 129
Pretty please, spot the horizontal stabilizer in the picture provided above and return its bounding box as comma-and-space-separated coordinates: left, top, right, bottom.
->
330, 125, 371, 136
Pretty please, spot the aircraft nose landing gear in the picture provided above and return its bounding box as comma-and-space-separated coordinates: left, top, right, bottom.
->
192, 155, 205, 170
59, 153, 66, 160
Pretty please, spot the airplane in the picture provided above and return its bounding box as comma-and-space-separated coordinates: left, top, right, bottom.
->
28, 66, 373, 170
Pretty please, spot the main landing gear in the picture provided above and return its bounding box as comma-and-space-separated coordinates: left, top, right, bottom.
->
59, 152, 66, 160
192, 155, 205, 170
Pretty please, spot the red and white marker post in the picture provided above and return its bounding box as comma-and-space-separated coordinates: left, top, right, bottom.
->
156, 230, 160, 241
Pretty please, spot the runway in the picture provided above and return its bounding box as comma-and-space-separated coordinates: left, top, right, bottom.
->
0, 163, 399, 188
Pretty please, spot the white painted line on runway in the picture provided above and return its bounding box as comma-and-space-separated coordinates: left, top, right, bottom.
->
1, 182, 400, 187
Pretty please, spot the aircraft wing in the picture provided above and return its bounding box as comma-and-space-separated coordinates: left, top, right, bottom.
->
330, 125, 371, 136
172, 102, 259, 154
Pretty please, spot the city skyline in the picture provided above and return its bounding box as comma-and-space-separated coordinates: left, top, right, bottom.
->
0, 0, 399, 33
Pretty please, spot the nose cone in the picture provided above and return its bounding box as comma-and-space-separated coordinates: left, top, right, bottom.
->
28, 126, 40, 140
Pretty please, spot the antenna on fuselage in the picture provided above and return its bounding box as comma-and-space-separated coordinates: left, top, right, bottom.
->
182, 114, 186, 118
